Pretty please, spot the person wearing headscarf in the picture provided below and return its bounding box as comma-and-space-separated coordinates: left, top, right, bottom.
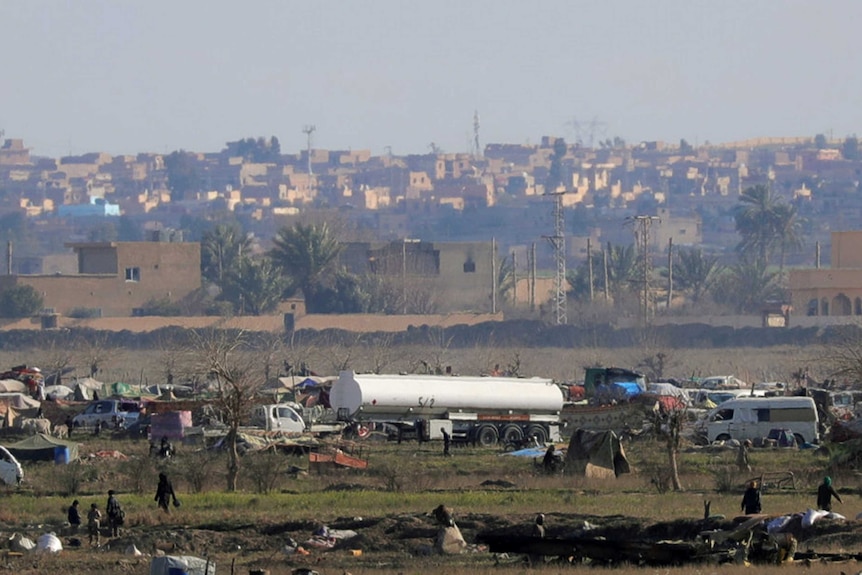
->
155, 473, 177, 514
741, 479, 762, 514
817, 476, 842, 511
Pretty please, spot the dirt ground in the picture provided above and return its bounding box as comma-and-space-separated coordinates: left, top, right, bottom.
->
8, 507, 862, 575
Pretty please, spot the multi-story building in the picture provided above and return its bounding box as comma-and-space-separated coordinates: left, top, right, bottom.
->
0, 237, 201, 317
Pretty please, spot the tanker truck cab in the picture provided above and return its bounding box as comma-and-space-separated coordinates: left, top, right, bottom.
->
704, 396, 819, 445
250, 403, 306, 433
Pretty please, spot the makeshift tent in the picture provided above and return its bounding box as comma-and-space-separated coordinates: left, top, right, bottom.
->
72, 377, 105, 401
149, 555, 215, 575
0, 379, 27, 393
0, 393, 41, 428
44, 385, 74, 401
5, 433, 79, 463
564, 429, 630, 479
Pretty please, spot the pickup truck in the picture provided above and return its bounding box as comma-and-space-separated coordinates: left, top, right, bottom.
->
249, 403, 344, 435
72, 399, 142, 429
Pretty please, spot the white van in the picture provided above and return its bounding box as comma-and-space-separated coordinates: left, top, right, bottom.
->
703, 396, 819, 445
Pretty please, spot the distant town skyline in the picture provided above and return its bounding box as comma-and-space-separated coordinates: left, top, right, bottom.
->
2, 1, 862, 158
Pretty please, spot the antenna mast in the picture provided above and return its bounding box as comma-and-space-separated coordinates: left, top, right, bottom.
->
473, 110, 481, 158
543, 191, 567, 325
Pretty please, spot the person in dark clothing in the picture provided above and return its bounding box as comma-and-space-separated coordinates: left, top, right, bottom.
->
155, 473, 177, 514
542, 445, 559, 474
817, 476, 842, 511
441, 428, 451, 456
106, 490, 123, 537
741, 480, 762, 514
67, 499, 81, 534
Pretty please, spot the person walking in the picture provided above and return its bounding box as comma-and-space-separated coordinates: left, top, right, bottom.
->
441, 428, 451, 456
741, 479, 762, 515
155, 473, 177, 514
736, 439, 752, 474
106, 490, 123, 537
67, 499, 81, 534
87, 503, 101, 547
817, 476, 842, 511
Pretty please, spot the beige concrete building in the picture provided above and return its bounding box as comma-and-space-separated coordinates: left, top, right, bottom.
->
790, 231, 862, 316
0, 240, 201, 317
339, 240, 496, 312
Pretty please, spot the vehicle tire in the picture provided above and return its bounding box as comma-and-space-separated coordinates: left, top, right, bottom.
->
716, 434, 731, 442
501, 425, 524, 444
476, 425, 499, 447
527, 425, 548, 445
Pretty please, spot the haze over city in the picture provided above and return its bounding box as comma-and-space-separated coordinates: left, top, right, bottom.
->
3, 1, 862, 158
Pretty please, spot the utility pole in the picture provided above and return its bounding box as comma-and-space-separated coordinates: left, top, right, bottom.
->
666, 237, 673, 311
530, 242, 536, 313
603, 242, 610, 301
511, 251, 517, 310
491, 237, 497, 314
626, 215, 661, 327
587, 238, 594, 302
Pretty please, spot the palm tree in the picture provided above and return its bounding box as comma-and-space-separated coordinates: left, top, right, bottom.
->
220, 258, 287, 316
773, 203, 804, 272
714, 258, 784, 314
269, 222, 343, 303
672, 247, 723, 304
201, 224, 253, 286
734, 185, 786, 267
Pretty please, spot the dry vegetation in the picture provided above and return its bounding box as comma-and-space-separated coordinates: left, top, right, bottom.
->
0, 343, 856, 574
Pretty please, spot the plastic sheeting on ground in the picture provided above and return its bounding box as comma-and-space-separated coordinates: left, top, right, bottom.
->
36, 533, 62, 553
149, 555, 216, 575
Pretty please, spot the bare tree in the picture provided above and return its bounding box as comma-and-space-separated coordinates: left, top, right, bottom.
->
39, 337, 76, 386
188, 329, 265, 492
655, 406, 685, 492
74, 332, 113, 379
818, 327, 862, 384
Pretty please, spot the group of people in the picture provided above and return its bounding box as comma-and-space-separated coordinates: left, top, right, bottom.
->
741, 476, 843, 515
66, 474, 178, 547
66, 490, 125, 547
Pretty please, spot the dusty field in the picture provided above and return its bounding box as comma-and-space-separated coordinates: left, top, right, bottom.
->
2, 433, 862, 575
0, 342, 855, 574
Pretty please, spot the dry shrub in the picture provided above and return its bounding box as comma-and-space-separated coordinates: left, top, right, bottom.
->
54, 461, 98, 496
711, 465, 737, 493
243, 449, 291, 494
174, 450, 220, 493
120, 455, 158, 495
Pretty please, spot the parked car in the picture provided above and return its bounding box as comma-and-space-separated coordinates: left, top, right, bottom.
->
700, 375, 747, 390
72, 399, 142, 429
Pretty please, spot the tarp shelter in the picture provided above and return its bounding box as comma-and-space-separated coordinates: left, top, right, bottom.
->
72, 377, 105, 401
5, 433, 79, 463
564, 429, 630, 479
150, 555, 215, 575
0, 393, 41, 428
0, 379, 27, 393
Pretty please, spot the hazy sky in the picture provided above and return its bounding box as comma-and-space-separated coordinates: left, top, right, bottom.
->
2, 1, 861, 158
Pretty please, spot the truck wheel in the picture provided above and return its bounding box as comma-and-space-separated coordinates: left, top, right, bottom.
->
502, 425, 524, 444
527, 425, 548, 445
716, 434, 731, 442
476, 425, 499, 447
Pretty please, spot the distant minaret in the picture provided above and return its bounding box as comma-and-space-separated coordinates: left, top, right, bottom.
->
473, 110, 481, 159
302, 125, 316, 175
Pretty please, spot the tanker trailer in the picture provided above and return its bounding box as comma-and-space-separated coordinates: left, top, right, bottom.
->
331, 371, 564, 446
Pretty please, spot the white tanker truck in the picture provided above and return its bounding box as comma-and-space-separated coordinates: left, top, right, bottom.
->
331, 371, 564, 446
